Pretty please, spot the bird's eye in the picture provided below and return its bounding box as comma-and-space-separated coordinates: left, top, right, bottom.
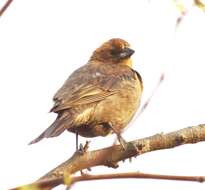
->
110, 48, 120, 56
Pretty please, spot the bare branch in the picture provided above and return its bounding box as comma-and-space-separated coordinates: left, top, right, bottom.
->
8, 123, 205, 189
0, 0, 13, 17
9, 172, 205, 190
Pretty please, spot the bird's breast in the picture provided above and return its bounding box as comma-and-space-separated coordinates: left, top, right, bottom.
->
92, 80, 142, 132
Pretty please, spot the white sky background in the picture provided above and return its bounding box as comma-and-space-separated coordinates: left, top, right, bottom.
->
1, 0, 205, 189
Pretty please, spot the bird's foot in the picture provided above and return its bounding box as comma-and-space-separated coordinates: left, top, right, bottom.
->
76, 143, 84, 155
117, 134, 141, 155
117, 134, 127, 150
76, 141, 91, 155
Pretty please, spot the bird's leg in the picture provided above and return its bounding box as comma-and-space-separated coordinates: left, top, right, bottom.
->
79, 141, 91, 175
75, 131, 79, 151
116, 132, 139, 154
109, 124, 127, 150
110, 124, 139, 154
75, 131, 84, 154
116, 133, 127, 150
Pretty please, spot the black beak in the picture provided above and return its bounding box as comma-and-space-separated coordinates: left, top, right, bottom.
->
119, 47, 135, 59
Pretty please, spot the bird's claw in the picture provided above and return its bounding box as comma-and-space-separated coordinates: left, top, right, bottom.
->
76, 141, 91, 155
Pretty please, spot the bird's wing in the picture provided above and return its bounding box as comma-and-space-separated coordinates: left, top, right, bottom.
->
50, 63, 137, 113
51, 85, 119, 112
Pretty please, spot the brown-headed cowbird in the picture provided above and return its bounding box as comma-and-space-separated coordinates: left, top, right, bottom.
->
29, 38, 143, 149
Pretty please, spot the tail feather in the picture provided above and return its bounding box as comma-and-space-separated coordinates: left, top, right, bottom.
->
29, 112, 74, 145
28, 132, 45, 145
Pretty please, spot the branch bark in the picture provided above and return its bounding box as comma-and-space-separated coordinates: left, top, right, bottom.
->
9, 124, 205, 189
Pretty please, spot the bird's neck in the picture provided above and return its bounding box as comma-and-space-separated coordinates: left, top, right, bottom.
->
88, 58, 133, 68
118, 58, 133, 67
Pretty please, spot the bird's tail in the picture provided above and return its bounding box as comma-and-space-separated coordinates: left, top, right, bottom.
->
28, 112, 74, 145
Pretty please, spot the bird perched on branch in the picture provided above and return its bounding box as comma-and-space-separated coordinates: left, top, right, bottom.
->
29, 38, 143, 150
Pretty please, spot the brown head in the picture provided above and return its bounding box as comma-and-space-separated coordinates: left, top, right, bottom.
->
90, 38, 135, 67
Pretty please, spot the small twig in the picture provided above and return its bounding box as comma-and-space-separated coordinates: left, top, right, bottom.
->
134, 72, 164, 120
174, 0, 205, 28
173, 0, 187, 27
0, 0, 13, 17
9, 172, 205, 190
70, 172, 205, 185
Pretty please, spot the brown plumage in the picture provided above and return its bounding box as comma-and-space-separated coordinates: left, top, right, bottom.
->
29, 38, 143, 147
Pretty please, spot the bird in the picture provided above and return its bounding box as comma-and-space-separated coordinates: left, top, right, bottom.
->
29, 38, 143, 150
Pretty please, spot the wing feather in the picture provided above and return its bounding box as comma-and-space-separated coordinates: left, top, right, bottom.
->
50, 63, 137, 113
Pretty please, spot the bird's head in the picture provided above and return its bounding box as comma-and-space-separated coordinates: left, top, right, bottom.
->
90, 38, 135, 67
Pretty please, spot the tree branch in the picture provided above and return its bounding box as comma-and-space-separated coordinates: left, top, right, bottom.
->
0, 0, 13, 17
9, 172, 205, 190
9, 124, 205, 189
